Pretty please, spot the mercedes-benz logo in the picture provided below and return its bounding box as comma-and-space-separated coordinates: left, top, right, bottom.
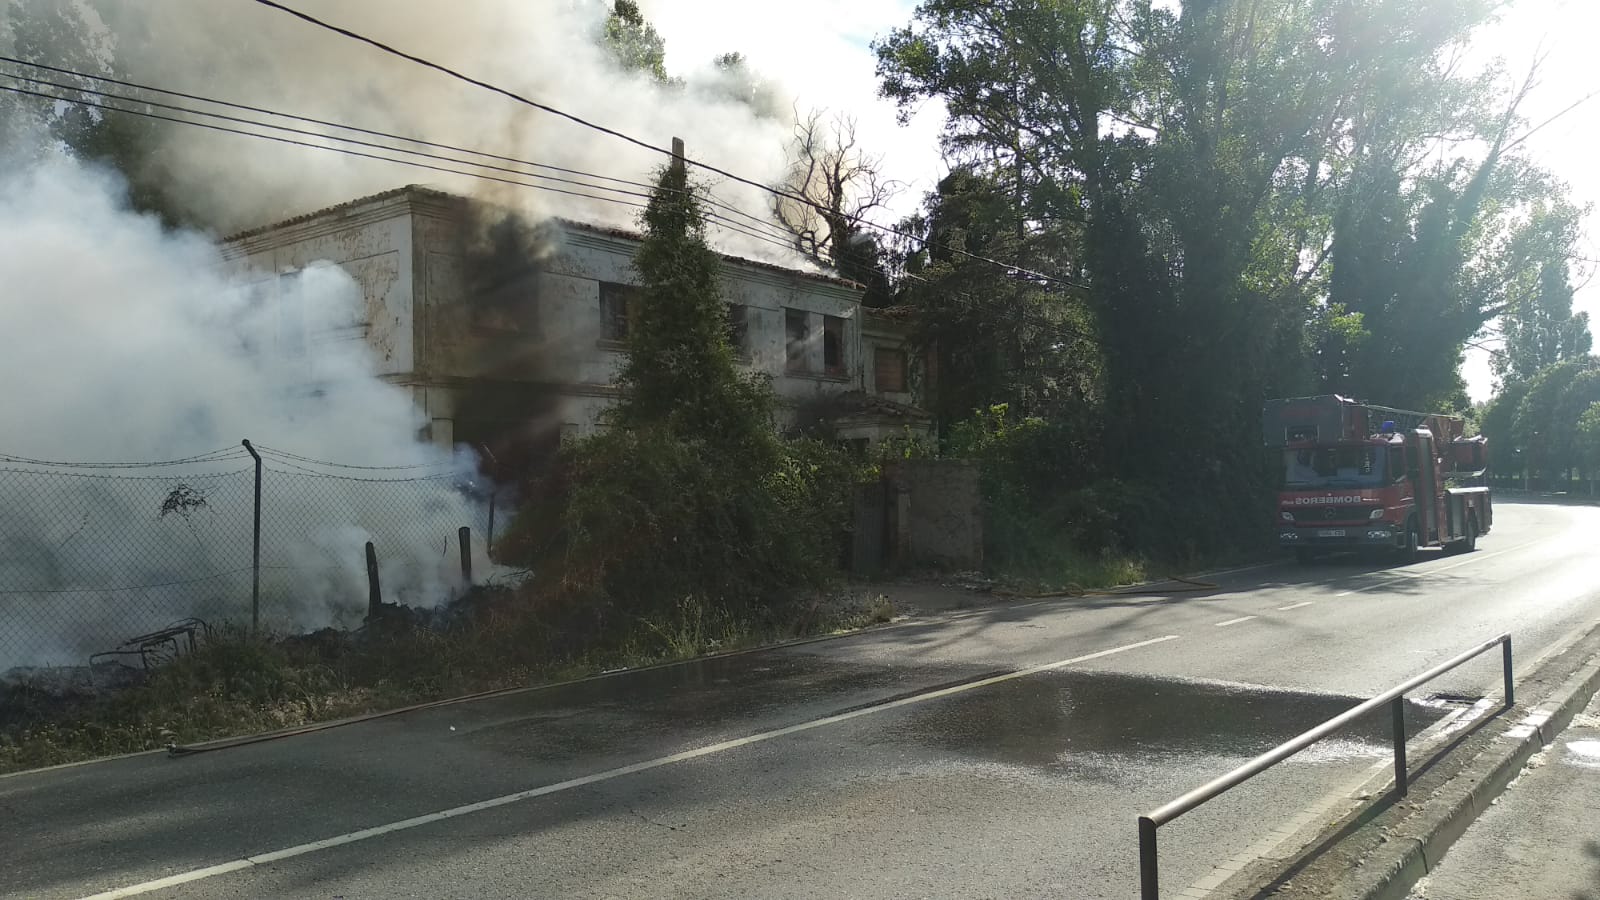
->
1324, 507, 1338, 520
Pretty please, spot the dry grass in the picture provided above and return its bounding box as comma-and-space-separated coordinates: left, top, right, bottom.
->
0, 589, 887, 774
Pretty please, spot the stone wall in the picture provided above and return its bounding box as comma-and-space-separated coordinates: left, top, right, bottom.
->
851, 460, 983, 573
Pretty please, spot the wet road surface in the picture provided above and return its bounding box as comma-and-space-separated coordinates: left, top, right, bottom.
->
2, 499, 1596, 899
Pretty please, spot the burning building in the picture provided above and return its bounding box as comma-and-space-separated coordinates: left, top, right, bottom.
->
221, 185, 930, 476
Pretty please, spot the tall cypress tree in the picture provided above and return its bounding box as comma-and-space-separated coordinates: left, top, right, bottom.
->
612, 155, 775, 460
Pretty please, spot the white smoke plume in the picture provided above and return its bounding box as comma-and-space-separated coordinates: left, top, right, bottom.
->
2, 0, 809, 265
0, 149, 490, 670
0, 0, 911, 670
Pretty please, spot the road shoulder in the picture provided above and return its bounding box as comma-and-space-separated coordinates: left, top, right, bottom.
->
1211, 618, 1600, 900
1405, 691, 1600, 899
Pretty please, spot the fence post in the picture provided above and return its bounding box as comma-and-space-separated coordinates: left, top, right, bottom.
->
1503, 636, 1515, 707
1392, 696, 1408, 797
365, 541, 382, 617
477, 443, 499, 558
241, 439, 262, 636
1139, 816, 1159, 900
486, 490, 496, 555
458, 526, 472, 584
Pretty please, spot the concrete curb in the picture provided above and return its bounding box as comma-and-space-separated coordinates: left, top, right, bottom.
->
1214, 624, 1600, 900
1376, 654, 1600, 900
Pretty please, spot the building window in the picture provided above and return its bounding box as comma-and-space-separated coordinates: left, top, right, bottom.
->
726, 304, 749, 358
823, 315, 845, 376
599, 282, 642, 343
874, 346, 908, 393
785, 308, 809, 372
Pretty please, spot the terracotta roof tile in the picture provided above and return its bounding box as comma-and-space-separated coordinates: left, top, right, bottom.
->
223, 185, 862, 290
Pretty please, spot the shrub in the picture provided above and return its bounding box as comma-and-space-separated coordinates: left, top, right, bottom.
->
947, 402, 1268, 577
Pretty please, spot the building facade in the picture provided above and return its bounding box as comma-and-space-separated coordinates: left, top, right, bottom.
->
221, 185, 928, 471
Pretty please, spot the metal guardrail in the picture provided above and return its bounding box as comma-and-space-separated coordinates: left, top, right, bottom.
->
1137, 633, 1513, 899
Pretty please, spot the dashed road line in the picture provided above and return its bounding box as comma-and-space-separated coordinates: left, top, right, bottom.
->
1277, 601, 1315, 611
1215, 616, 1258, 628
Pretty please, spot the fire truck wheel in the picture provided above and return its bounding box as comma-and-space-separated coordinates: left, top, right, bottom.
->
1399, 520, 1421, 564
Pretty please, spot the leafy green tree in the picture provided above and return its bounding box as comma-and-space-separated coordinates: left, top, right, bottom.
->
3, 1, 203, 229
1489, 198, 1593, 386
602, 0, 671, 84
874, 0, 1576, 557
1578, 402, 1600, 493
1511, 357, 1597, 484
1307, 303, 1369, 396
895, 168, 1097, 428
700, 52, 781, 119
1480, 378, 1529, 479
1551, 367, 1600, 482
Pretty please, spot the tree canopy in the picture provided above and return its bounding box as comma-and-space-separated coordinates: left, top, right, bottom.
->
860, 0, 1596, 551
601, 0, 670, 84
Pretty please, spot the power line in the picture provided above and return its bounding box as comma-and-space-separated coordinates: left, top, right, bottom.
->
246, 0, 1088, 292
0, 81, 653, 213
1, 68, 665, 204
4, 50, 1005, 285
0, 54, 650, 191
0, 72, 815, 259
899, 271, 1106, 351
2, 80, 823, 272
7, 64, 1078, 333
706, 212, 812, 255
0, 54, 799, 245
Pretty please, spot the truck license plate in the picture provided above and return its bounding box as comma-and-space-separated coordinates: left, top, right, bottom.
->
1316, 529, 1346, 538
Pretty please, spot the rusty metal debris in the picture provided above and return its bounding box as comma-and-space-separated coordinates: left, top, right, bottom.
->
89, 618, 209, 671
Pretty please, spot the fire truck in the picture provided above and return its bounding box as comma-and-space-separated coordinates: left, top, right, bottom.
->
1263, 395, 1492, 564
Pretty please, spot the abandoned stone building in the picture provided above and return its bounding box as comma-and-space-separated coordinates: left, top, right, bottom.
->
220, 185, 931, 475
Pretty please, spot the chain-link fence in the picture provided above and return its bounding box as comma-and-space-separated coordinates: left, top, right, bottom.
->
0, 443, 494, 672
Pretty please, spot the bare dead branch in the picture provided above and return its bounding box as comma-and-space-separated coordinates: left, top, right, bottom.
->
772, 106, 904, 269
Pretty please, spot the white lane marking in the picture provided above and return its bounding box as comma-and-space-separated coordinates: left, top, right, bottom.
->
75, 634, 1180, 900
1277, 602, 1314, 611
1334, 540, 1544, 598
1215, 616, 1258, 628
77, 862, 255, 900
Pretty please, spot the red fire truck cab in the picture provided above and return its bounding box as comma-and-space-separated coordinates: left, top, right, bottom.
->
1263, 395, 1492, 564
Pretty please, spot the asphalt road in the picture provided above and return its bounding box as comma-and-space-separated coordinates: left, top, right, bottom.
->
3, 498, 1597, 900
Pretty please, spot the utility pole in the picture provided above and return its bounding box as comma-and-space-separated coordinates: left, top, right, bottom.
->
671, 136, 685, 177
